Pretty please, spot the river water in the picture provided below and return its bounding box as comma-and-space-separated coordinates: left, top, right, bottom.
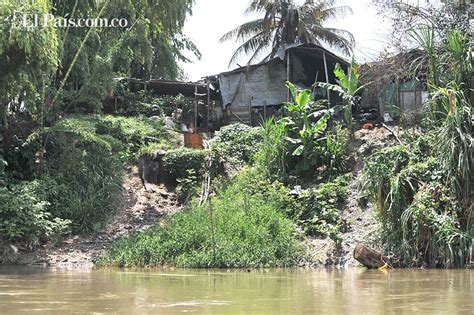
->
0, 266, 472, 314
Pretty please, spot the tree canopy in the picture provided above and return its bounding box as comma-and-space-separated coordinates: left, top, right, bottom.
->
220, 0, 354, 66
0, 0, 199, 115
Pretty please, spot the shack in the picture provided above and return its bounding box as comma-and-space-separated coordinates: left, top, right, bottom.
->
111, 77, 222, 132
360, 49, 428, 121
208, 43, 350, 125
114, 44, 350, 129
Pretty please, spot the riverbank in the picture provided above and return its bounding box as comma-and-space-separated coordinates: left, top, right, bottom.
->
2, 126, 402, 269
302, 127, 398, 267
0, 170, 181, 268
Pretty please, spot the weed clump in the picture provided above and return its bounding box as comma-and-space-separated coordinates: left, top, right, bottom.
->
0, 181, 71, 244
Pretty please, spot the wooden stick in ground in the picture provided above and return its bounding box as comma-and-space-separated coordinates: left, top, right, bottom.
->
209, 198, 216, 260
382, 123, 403, 145
198, 140, 212, 206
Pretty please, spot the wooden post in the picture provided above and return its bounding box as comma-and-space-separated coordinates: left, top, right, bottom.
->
396, 81, 401, 110
248, 96, 252, 126
413, 83, 417, 111
314, 70, 319, 85
0, 120, 4, 187
323, 51, 330, 104
209, 198, 216, 260
263, 100, 267, 121
207, 81, 211, 132
194, 85, 198, 133
287, 49, 291, 102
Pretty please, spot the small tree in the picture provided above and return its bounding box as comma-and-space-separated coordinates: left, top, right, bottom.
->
317, 62, 366, 134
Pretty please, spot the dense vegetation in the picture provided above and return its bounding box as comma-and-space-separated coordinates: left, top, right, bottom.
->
100, 168, 302, 268
0, 115, 169, 240
102, 83, 352, 267
103, 2, 472, 269
0, 0, 471, 270
0, 0, 197, 242
361, 21, 473, 267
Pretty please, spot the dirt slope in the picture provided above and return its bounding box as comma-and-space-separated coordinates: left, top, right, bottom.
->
302, 127, 399, 268
1, 169, 180, 268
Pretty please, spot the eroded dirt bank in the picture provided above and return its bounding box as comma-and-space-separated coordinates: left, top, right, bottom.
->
302, 127, 400, 268
1, 127, 399, 269
0, 169, 180, 268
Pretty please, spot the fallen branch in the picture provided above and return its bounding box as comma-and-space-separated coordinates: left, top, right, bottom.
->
382, 123, 403, 145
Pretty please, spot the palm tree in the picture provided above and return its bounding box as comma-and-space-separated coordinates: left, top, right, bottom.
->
220, 0, 354, 66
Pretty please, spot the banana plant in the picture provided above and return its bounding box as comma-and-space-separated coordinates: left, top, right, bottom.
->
317, 62, 368, 134
285, 82, 330, 172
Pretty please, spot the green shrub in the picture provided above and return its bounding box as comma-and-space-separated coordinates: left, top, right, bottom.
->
361, 138, 472, 267
36, 114, 170, 232
41, 142, 123, 232
100, 168, 302, 268
360, 145, 411, 211
216, 168, 349, 243
320, 124, 350, 178
255, 84, 349, 182
138, 141, 176, 157
436, 104, 473, 205
162, 148, 209, 183
43, 115, 166, 161
294, 175, 349, 241
226, 167, 297, 215
211, 123, 263, 171
255, 118, 288, 180
3, 133, 40, 181
0, 181, 71, 243
397, 183, 471, 268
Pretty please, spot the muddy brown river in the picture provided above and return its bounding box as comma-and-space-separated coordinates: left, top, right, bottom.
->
0, 266, 472, 314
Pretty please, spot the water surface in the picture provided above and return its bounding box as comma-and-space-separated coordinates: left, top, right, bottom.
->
0, 266, 472, 314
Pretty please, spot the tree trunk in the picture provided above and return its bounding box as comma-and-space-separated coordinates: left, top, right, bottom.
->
353, 244, 389, 269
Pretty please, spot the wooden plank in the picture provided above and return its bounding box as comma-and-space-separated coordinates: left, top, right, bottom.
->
323, 51, 330, 103
287, 50, 291, 102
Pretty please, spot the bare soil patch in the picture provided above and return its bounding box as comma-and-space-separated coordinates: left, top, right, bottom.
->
1, 168, 180, 268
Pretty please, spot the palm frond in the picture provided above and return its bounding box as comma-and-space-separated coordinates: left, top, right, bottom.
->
319, 5, 353, 21
221, 0, 354, 64
219, 19, 266, 43
245, 0, 280, 15
307, 25, 353, 55
228, 31, 272, 67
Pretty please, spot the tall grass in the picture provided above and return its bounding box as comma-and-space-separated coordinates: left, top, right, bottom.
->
436, 97, 473, 206
38, 115, 168, 232
100, 168, 302, 268
361, 140, 472, 267
256, 118, 287, 179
